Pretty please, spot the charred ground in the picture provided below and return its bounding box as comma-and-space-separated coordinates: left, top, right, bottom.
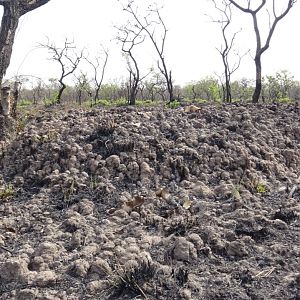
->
0, 102, 299, 299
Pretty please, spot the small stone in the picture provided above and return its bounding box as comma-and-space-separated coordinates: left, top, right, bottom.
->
78, 198, 94, 215
86, 280, 109, 294
0, 259, 29, 282
179, 288, 192, 300
173, 237, 197, 262
89, 258, 112, 277
16, 289, 38, 300
130, 211, 140, 220
106, 155, 121, 168
69, 259, 90, 278
226, 240, 248, 257
272, 219, 288, 230
32, 270, 57, 287
187, 233, 204, 250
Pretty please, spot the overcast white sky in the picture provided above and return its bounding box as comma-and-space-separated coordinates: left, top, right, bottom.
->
3, 0, 300, 86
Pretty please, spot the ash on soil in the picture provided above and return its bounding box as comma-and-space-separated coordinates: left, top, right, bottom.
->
0, 103, 299, 300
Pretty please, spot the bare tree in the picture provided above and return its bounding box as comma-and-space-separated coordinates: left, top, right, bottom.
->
86, 47, 108, 106
74, 71, 91, 105
228, 0, 297, 103
40, 38, 84, 104
210, 0, 248, 102
31, 78, 44, 105
0, 0, 50, 118
117, 22, 150, 105
121, 0, 174, 102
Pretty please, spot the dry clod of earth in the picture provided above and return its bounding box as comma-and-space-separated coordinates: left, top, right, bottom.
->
0, 102, 300, 299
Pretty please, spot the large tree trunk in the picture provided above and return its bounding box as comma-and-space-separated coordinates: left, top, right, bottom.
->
57, 82, 66, 104
0, 0, 50, 141
166, 70, 174, 102
0, 0, 50, 85
0, 2, 20, 85
253, 54, 262, 103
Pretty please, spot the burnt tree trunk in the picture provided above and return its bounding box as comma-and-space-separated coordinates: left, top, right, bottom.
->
253, 54, 262, 103
0, 0, 50, 85
0, 2, 19, 85
57, 81, 66, 104
0, 0, 50, 117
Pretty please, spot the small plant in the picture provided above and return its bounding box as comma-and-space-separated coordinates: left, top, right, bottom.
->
43, 96, 57, 107
115, 97, 127, 106
231, 185, 241, 199
18, 99, 33, 107
89, 175, 100, 190
16, 115, 28, 133
39, 129, 59, 142
96, 99, 112, 107
135, 99, 159, 107
276, 97, 292, 104
193, 98, 208, 104
63, 179, 77, 202
0, 184, 15, 201
256, 182, 267, 194
107, 260, 156, 299
167, 100, 181, 109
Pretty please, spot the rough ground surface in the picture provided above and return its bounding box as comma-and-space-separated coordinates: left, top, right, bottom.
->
0, 103, 299, 300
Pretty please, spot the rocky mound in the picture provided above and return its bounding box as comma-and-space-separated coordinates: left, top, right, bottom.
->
0, 103, 299, 299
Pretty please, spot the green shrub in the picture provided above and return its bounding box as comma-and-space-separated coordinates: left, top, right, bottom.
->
43, 97, 57, 107
275, 97, 292, 104
256, 182, 267, 194
0, 184, 15, 201
136, 99, 158, 106
18, 99, 33, 107
167, 100, 181, 109
96, 99, 113, 107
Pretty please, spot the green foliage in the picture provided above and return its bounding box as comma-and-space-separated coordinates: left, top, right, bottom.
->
95, 99, 113, 107
17, 72, 300, 105
263, 70, 296, 102
43, 97, 57, 107
231, 185, 241, 199
0, 184, 15, 201
193, 98, 208, 104
208, 82, 220, 101
256, 182, 267, 194
115, 97, 128, 106
231, 78, 254, 102
18, 99, 33, 107
95, 97, 127, 107
182, 77, 221, 102
16, 114, 29, 133
184, 98, 208, 104
166, 100, 181, 109
89, 175, 100, 190
275, 97, 293, 104
135, 99, 159, 106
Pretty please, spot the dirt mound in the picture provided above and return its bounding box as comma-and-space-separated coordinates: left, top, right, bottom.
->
0, 103, 299, 299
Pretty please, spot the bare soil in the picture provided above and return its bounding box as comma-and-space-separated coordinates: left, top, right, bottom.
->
0, 102, 299, 300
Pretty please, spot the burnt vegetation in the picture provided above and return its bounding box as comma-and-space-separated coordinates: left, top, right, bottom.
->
0, 1, 300, 300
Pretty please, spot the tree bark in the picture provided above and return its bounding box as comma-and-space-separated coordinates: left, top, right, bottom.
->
253, 54, 262, 103
0, 1, 20, 84
57, 81, 66, 103
0, 0, 50, 84
0, 0, 50, 118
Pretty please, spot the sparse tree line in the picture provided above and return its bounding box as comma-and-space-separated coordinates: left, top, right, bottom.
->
17, 70, 300, 106
0, 0, 298, 120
